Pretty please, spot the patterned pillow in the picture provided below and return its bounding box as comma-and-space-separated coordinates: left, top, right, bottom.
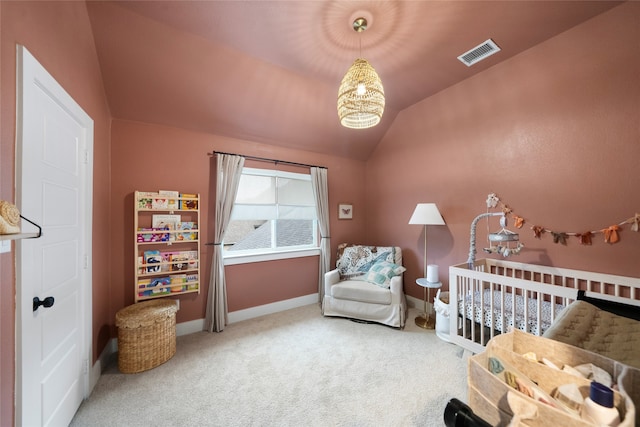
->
364, 261, 406, 288
336, 244, 395, 279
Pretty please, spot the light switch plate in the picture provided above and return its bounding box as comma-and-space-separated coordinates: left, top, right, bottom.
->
0, 240, 11, 254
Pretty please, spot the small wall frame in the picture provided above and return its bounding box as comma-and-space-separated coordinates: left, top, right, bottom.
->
338, 203, 353, 220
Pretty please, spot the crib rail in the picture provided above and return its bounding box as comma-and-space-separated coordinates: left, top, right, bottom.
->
449, 259, 640, 354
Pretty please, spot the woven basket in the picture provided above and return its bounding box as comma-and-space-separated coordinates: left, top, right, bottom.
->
115, 299, 179, 374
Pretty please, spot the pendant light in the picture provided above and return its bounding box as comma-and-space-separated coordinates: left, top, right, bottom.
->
337, 17, 385, 129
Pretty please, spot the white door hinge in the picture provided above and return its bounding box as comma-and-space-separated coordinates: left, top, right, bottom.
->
84, 254, 89, 269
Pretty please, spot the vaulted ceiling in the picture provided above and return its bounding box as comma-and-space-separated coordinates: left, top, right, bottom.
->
86, 1, 621, 160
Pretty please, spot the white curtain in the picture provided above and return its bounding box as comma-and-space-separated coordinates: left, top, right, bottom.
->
205, 154, 245, 332
311, 167, 330, 302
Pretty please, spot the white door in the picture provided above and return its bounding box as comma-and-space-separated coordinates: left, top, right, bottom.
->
15, 46, 93, 427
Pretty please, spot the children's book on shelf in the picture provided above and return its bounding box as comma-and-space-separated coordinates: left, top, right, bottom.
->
170, 274, 187, 292
186, 250, 198, 268
152, 197, 169, 210
159, 190, 179, 210
138, 277, 171, 298
179, 193, 198, 210
167, 199, 178, 210
160, 252, 172, 272
152, 214, 181, 230
170, 274, 187, 284
137, 256, 144, 274
144, 250, 162, 273
138, 198, 152, 209
138, 228, 169, 243
157, 250, 198, 271
151, 277, 171, 288
170, 252, 190, 271
137, 191, 157, 209
177, 222, 197, 241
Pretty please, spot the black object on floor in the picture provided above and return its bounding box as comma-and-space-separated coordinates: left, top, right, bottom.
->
444, 398, 492, 427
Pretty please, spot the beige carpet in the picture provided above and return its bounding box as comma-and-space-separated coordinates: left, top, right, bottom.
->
71, 304, 469, 426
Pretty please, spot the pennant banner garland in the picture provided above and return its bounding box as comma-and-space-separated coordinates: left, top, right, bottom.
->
485, 193, 638, 246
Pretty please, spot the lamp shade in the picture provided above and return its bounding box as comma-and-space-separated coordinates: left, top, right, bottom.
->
408, 203, 445, 225
337, 58, 385, 129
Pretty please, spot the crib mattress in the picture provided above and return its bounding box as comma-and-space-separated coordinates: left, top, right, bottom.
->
458, 289, 565, 335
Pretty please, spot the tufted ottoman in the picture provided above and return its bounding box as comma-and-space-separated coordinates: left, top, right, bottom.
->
115, 299, 179, 373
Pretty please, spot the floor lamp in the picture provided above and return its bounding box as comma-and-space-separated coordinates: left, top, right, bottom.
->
409, 203, 445, 328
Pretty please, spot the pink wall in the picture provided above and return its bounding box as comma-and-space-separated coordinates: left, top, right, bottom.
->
110, 119, 367, 323
1, 1, 638, 424
0, 1, 112, 425
225, 257, 319, 311
365, 2, 640, 300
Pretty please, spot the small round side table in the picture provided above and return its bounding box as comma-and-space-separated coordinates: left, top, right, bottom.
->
415, 278, 442, 329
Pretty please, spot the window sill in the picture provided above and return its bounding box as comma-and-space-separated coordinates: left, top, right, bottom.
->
223, 248, 320, 265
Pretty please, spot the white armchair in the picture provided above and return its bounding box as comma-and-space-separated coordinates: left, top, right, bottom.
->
322, 244, 407, 328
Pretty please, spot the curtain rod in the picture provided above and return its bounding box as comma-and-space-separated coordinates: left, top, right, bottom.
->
209, 151, 327, 170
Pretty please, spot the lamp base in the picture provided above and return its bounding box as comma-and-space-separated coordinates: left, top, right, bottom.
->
415, 314, 435, 329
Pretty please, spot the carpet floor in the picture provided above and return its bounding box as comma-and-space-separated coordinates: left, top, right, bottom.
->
70, 304, 469, 426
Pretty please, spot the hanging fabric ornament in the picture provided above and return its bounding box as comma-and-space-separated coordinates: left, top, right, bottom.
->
602, 225, 621, 243
577, 231, 593, 245
552, 232, 568, 245
486, 193, 499, 208
513, 215, 525, 229
631, 213, 640, 232
483, 242, 524, 257
532, 226, 545, 239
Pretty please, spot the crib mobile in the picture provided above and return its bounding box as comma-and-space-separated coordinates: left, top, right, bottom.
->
485, 214, 523, 257
467, 193, 524, 269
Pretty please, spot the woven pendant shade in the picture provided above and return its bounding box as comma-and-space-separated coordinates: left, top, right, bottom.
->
337, 58, 385, 129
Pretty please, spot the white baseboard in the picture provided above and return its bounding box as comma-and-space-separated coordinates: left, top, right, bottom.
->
176, 293, 319, 335
406, 294, 433, 313
89, 293, 320, 385
88, 337, 117, 395
406, 294, 424, 309
176, 318, 205, 336
227, 293, 319, 324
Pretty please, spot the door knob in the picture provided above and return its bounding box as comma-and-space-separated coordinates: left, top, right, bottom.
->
33, 296, 55, 312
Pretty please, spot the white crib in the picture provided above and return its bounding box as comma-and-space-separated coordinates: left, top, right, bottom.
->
449, 259, 640, 354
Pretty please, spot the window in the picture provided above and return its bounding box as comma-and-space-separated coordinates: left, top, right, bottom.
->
224, 167, 318, 261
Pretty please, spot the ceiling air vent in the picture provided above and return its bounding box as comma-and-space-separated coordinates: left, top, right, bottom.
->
457, 39, 501, 67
